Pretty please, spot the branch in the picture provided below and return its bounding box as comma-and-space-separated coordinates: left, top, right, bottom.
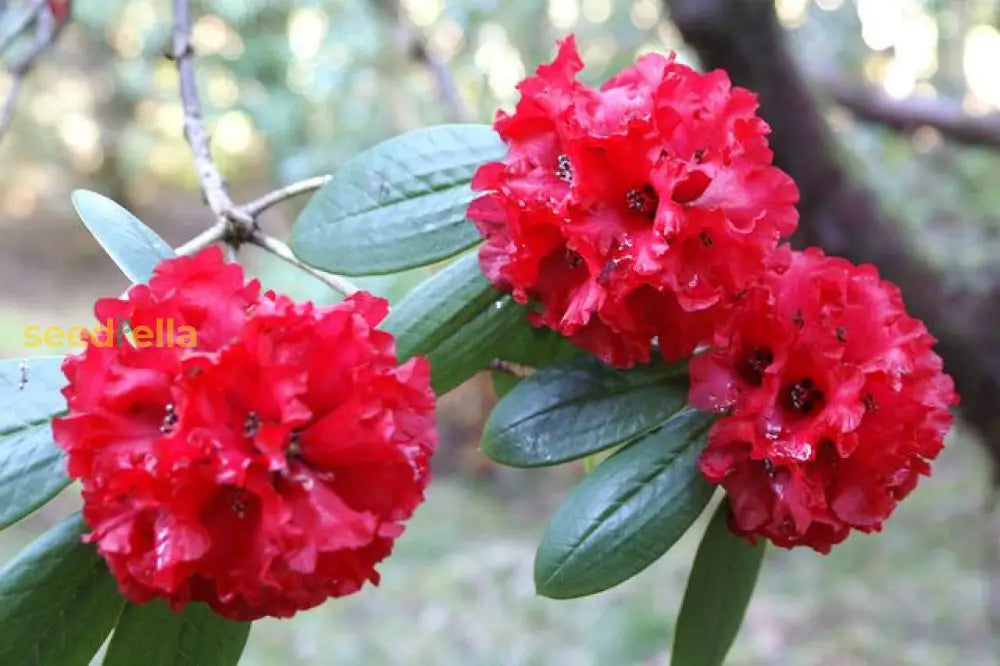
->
241, 174, 331, 218
0, 0, 61, 142
815, 70, 1000, 148
0, 0, 47, 57
169, 0, 246, 226
490, 359, 535, 379
370, 0, 468, 121
174, 222, 225, 255
250, 231, 359, 296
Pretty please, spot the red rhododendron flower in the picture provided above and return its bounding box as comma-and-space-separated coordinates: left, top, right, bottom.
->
689, 246, 957, 552
52, 247, 437, 620
468, 36, 799, 366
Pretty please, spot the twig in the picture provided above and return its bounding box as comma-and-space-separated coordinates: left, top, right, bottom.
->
242, 174, 331, 218
174, 221, 225, 255
0, 0, 47, 57
168, 0, 345, 285
489, 359, 534, 378
169, 0, 246, 226
251, 231, 359, 296
370, 0, 468, 121
0, 74, 21, 138
0, 1, 60, 142
815, 70, 1000, 148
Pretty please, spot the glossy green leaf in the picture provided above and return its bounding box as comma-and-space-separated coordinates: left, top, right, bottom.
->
671, 500, 766, 666
384, 253, 498, 362
290, 124, 504, 275
0, 514, 125, 666
489, 316, 578, 398
104, 600, 250, 666
384, 253, 525, 394
482, 355, 688, 467
534, 410, 715, 599
424, 295, 525, 395
0, 356, 70, 529
71, 190, 174, 284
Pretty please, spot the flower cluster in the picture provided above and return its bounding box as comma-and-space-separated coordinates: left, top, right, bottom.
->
468, 36, 799, 366
53, 247, 437, 620
689, 248, 956, 551
473, 37, 957, 551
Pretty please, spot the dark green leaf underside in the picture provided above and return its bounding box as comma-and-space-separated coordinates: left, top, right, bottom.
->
671, 500, 766, 666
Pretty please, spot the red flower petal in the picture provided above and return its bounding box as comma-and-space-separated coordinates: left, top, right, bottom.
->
690, 247, 957, 551
53, 248, 437, 620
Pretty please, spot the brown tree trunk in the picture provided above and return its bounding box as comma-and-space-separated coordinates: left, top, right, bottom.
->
664, 0, 1000, 472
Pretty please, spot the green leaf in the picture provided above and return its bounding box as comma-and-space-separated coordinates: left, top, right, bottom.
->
489, 315, 578, 398
482, 355, 688, 467
71, 189, 174, 284
104, 600, 250, 666
0, 514, 125, 666
533, 410, 715, 599
672, 500, 766, 666
384, 253, 498, 362
0, 356, 71, 529
290, 124, 505, 275
384, 253, 525, 394
425, 295, 525, 395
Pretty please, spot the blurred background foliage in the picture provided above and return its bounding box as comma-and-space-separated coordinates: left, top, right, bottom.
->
0, 0, 998, 663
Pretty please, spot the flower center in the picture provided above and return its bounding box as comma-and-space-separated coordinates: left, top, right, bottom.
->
784, 378, 823, 413
243, 411, 260, 437
739, 347, 773, 386
159, 403, 178, 434
555, 154, 573, 182
625, 184, 658, 220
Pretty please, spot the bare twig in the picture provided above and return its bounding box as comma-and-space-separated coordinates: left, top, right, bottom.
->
169, 0, 245, 227
174, 221, 225, 255
250, 231, 359, 296
370, 0, 468, 121
489, 359, 535, 379
0, 1, 61, 142
242, 174, 331, 218
0, 0, 47, 57
814, 70, 1000, 148
168, 0, 347, 292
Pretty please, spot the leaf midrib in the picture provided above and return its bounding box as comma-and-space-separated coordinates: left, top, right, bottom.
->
538, 415, 711, 590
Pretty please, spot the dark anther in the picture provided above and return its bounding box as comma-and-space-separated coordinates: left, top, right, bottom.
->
863, 393, 878, 412
762, 457, 777, 478
836, 327, 847, 342
699, 230, 714, 247
786, 378, 823, 413
693, 148, 706, 162
626, 184, 659, 219
792, 309, 804, 328
230, 490, 249, 519
565, 249, 584, 268
741, 347, 773, 385
556, 154, 573, 182
160, 403, 178, 434
286, 430, 304, 461
244, 411, 261, 437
